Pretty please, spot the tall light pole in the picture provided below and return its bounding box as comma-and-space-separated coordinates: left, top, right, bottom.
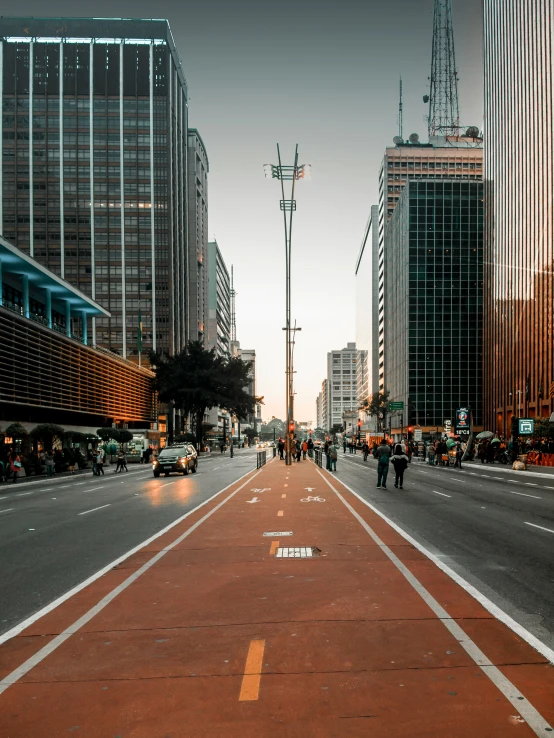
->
264, 145, 311, 465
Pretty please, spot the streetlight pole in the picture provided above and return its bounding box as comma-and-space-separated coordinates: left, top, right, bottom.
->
264, 146, 311, 466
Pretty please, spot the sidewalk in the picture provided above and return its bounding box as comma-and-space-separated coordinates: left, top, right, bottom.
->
0, 459, 553, 736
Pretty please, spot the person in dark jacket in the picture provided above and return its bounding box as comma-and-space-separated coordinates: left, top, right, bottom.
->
391, 444, 409, 489
376, 439, 392, 489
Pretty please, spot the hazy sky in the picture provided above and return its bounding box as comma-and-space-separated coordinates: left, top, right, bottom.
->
6, 0, 483, 423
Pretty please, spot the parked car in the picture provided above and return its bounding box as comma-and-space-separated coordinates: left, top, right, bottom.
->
152, 444, 198, 477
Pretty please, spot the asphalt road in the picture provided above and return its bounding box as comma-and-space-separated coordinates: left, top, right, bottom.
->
334, 452, 554, 652
0, 448, 260, 636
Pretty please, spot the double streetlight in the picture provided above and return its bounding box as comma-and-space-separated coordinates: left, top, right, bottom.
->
264, 145, 311, 465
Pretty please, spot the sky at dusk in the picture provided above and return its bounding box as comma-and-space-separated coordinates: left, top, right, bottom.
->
4, 0, 484, 424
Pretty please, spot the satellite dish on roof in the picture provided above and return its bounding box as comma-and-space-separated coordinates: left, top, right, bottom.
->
409, 133, 420, 143
393, 136, 403, 145
465, 126, 480, 138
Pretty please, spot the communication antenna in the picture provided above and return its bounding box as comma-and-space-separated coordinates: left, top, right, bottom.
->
398, 76, 403, 141
425, 0, 460, 137
230, 265, 237, 342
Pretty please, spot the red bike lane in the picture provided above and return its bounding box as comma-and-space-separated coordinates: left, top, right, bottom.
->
0, 458, 552, 737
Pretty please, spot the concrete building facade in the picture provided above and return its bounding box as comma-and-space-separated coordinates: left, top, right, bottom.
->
326, 343, 357, 431
187, 128, 208, 343
0, 17, 190, 360
206, 240, 231, 359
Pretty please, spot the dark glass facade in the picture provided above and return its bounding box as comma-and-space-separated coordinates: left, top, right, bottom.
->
483, 1, 554, 435
384, 180, 483, 429
0, 18, 189, 360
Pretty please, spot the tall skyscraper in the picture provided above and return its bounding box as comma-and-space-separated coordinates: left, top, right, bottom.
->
376, 139, 483, 392
385, 180, 483, 431
483, 0, 554, 435
0, 18, 189, 359
187, 128, 209, 343
355, 204, 379, 405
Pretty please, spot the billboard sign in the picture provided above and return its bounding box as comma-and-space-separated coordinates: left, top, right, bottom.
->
455, 407, 471, 435
518, 418, 534, 436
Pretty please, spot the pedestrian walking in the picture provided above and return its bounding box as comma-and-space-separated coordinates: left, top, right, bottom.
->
295, 438, 302, 462
343, 438, 347, 454
278, 438, 285, 460
96, 446, 105, 475
9, 451, 22, 484
91, 449, 98, 475
324, 439, 331, 470
115, 450, 128, 472
375, 439, 392, 489
302, 440, 308, 460
454, 441, 463, 469
391, 444, 409, 489
45, 451, 55, 477
66, 448, 76, 475
362, 441, 369, 461
329, 440, 338, 471
307, 437, 314, 458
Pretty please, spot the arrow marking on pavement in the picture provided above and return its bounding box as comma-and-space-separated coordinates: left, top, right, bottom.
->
246, 497, 260, 504
304, 487, 316, 492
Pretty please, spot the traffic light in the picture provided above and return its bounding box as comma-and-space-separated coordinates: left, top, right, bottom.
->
357, 419, 362, 429
408, 426, 413, 440
288, 421, 295, 435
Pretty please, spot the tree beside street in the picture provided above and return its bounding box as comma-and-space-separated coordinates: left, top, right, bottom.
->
360, 390, 391, 432
151, 340, 257, 447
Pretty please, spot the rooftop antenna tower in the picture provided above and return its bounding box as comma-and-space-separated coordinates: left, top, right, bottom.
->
425, 0, 460, 137
398, 76, 403, 141
230, 265, 237, 342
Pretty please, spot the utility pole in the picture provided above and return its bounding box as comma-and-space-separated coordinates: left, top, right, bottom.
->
425, 0, 460, 137
264, 147, 311, 465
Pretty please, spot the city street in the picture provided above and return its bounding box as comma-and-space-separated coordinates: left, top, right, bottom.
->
0, 456, 553, 736
337, 454, 554, 652
0, 449, 259, 637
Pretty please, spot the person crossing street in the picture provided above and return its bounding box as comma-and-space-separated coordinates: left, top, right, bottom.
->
391, 444, 409, 489
376, 438, 392, 489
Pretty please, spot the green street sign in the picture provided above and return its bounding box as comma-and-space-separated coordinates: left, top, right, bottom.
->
518, 418, 534, 435
388, 401, 405, 411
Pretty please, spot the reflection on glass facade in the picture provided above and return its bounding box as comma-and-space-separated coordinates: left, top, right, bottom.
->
355, 204, 379, 405
0, 18, 190, 360
384, 180, 483, 429
484, 1, 554, 435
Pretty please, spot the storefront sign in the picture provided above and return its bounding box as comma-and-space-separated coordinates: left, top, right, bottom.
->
518, 418, 534, 435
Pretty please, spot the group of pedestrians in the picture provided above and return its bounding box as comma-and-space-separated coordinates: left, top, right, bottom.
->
374, 439, 409, 489
277, 437, 315, 462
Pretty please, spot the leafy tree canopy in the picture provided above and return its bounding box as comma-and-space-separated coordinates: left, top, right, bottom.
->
361, 391, 391, 421
151, 341, 256, 445
30, 423, 65, 451
4, 422, 29, 439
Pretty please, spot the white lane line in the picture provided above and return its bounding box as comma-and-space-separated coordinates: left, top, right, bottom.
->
525, 483, 538, 487
318, 470, 554, 736
78, 504, 111, 516
0, 463, 262, 650
524, 522, 554, 535
0, 464, 263, 694
507, 490, 541, 499
82, 486, 106, 492
0, 508, 14, 514
316, 470, 554, 665
15, 492, 33, 497
432, 490, 451, 498
75, 482, 86, 485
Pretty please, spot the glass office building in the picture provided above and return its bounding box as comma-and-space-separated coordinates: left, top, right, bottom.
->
384, 180, 483, 430
484, 0, 554, 435
0, 17, 189, 359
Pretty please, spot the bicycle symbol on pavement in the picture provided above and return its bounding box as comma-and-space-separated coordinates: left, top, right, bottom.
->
301, 495, 326, 503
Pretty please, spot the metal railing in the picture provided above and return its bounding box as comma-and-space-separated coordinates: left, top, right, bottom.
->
315, 449, 323, 468
256, 450, 267, 469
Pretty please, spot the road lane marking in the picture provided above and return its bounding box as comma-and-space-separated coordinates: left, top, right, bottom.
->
0, 462, 263, 683
318, 470, 554, 736
281, 494, 286, 499
507, 490, 541, 499
524, 522, 554, 535
277, 510, 284, 516
432, 490, 451, 497
525, 483, 538, 487
15, 492, 33, 497
0, 509, 14, 514
239, 639, 265, 701
78, 504, 111, 516
269, 540, 279, 555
